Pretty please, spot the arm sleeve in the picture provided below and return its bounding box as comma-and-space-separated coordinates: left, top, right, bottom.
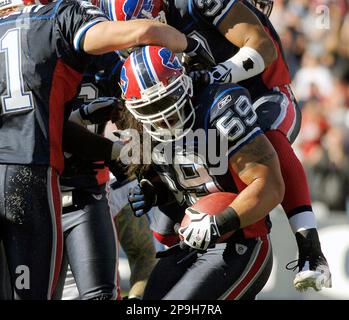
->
190, 0, 238, 27
63, 120, 113, 162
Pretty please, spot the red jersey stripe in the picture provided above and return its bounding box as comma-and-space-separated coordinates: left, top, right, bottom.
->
49, 60, 83, 174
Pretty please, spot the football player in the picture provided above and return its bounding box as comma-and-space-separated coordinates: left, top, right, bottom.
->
98, 0, 332, 292
52, 55, 122, 300
124, 45, 285, 299
0, 0, 204, 299
52, 45, 158, 300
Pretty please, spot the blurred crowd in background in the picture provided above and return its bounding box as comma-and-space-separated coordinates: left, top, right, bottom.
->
270, 0, 349, 214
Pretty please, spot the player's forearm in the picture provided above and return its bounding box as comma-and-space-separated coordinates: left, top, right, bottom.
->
219, 2, 277, 69
227, 136, 285, 228
63, 120, 112, 161
227, 176, 284, 228
242, 31, 277, 67
83, 20, 187, 55
136, 21, 188, 53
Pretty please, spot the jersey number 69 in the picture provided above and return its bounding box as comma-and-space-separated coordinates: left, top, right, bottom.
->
216, 95, 257, 141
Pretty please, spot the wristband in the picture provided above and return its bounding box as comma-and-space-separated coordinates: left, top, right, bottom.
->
213, 47, 265, 83
215, 207, 241, 235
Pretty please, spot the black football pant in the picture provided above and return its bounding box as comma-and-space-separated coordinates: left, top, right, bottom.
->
0, 241, 11, 299
53, 186, 119, 300
144, 235, 272, 300
0, 164, 62, 299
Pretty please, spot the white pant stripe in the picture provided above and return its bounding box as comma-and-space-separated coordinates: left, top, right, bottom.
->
235, 236, 271, 299
270, 93, 289, 131
46, 167, 60, 299
219, 238, 262, 300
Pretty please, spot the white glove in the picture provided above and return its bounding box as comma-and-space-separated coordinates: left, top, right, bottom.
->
178, 208, 220, 251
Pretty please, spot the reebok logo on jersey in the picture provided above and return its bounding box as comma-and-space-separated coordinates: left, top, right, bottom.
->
218, 95, 232, 109
235, 243, 248, 255
242, 58, 254, 72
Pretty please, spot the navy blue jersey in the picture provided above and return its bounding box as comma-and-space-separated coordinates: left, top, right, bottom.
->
76, 52, 122, 109
0, 0, 109, 173
73, 51, 122, 135
151, 83, 271, 239
153, 83, 262, 205
165, 0, 291, 101
61, 52, 122, 190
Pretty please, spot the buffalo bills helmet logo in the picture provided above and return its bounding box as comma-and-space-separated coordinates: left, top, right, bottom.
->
122, 0, 155, 20
158, 48, 181, 71
141, 0, 156, 17
120, 66, 129, 94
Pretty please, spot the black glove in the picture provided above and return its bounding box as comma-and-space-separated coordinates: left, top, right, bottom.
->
105, 159, 128, 181
128, 179, 157, 217
184, 37, 215, 69
189, 69, 213, 94
79, 97, 117, 124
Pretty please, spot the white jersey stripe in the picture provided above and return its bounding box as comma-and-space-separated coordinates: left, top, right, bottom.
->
73, 18, 107, 52
213, 0, 238, 27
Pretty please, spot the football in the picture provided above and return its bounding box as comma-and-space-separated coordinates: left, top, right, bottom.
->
181, 192, 238, 242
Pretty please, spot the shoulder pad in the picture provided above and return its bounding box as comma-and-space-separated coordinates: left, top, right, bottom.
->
190, 0, 238, 27
200, 84, 260, 147
200, 83, 250, 124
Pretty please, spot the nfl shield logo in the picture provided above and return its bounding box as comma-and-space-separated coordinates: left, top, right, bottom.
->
235, 243, 248, 255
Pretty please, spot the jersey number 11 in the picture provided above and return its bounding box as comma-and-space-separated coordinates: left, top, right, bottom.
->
0, 28, 34, 115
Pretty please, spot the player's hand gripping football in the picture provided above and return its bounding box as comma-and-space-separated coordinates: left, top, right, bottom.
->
178, 207, 220, 251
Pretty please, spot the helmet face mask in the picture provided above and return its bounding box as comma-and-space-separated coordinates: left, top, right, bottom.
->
125, 73, 195, 142
121, 46, 195, 143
